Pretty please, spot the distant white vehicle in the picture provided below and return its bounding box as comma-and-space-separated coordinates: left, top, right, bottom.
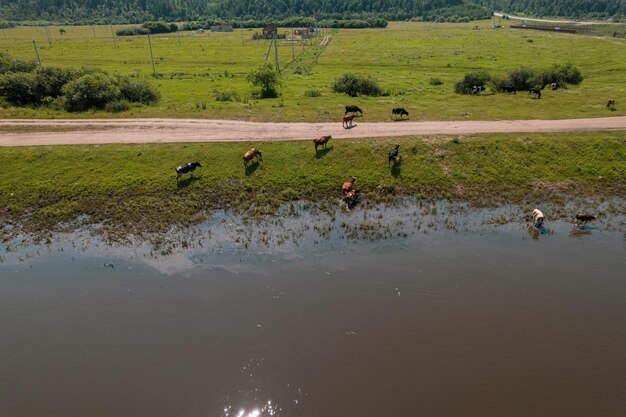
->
196, 28, 205, 33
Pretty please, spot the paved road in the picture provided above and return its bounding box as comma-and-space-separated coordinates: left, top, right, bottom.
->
1, 116, 625, 146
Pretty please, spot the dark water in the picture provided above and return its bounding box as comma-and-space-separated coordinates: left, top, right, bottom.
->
1, 204, 625, 417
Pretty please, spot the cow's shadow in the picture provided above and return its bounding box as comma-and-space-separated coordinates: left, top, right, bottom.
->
315, 146, 333, 159
343, 124, 357, 130
244, 162, 261, 176
392, 118, 410, 122
177, 175, 200, 189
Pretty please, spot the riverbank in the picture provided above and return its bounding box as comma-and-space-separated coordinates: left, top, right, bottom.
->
1, 132, 624, 242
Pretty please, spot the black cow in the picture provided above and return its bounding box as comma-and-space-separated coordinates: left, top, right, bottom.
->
392, 108, 409, 119
502, 85, 516, 94
388, 144, 400, 167
528, 87, 541, 99
175, 161, 201, 181
345, 105, 363, 115
575, 213, 596, 224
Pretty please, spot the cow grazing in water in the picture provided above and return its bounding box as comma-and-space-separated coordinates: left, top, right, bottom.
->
344, 189, 359, 205
343, 114, 356, 128
345, 105, 363, 115
175, 161, 201, 182
342, 177, 356, 194
502, 85, 516, 94
243, 148, 262, 166
607, 99, 616, 110
528, 87, 542, 99
392, 108, 409, 119
575, 213, 596, 224
313, 135, 332, 152
388, 144, 400, 167
532, 208, 545, 228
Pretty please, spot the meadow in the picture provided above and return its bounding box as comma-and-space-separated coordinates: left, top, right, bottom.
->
0, 21, 624, 121
1, 132, 624, 239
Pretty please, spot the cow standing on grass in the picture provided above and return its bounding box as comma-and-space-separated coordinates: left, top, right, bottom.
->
175, 161, 201, 182
392, 108, 409, 119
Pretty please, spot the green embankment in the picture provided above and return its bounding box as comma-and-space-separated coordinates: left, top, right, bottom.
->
1, 132, 624, 238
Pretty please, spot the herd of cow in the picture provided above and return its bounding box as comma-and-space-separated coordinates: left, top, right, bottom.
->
342, 105, 409, 128
175, 105, 409, 206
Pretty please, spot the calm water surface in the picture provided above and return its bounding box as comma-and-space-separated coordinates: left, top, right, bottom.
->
1, 205, 625, 417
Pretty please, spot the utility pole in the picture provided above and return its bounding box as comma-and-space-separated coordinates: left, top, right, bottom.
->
177, 27, 182, 47
273, 33, 280, 73
92, 25, 96, 38
147, 34, 156, 76
32, 40, 42, 65
110, 24, 117, 47
44, 25, 52, 46
291, 29, 294, 60
241, 30, 244, 46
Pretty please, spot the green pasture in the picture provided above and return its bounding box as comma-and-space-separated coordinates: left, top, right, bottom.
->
0, 21, 625, 121
1, 132, 624, 237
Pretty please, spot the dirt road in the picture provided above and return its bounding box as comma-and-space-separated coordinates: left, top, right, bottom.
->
1, 116, 625, 146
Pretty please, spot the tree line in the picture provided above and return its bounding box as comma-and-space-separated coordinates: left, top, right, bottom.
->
0, 0, 622, 25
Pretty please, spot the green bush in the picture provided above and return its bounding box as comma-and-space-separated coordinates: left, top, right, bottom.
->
142, 21, 177, 34
331, 73, 383, 97
454, 71, 491, 94
0, 52, 37, 74
62, 73, 121, 111
32, 66, 79, 99
246, 63, 280, 99
538, 63, 584, 87
116, 27, 150, 36
0, 71, 38, 105
118, 77, 160, 104
105, 99, 131, 112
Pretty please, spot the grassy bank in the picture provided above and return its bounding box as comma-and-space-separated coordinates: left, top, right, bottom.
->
0, 21, 625, 121
1, 132, 624, 240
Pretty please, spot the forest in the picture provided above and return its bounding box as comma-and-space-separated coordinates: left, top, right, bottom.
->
0, 0, 623, 24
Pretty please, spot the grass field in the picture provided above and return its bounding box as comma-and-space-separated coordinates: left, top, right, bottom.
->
0, 21, 625, 121
1, 132, 624, 239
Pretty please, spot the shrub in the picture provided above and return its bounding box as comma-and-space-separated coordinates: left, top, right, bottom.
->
454, 71, 491, 94
116, 27, 150, 36
506, 67, 537, 91
331, 73, 383, 97
538, 63, 583, 87
0, 52, 37, 74
0, 71, 38, 105
117, 77, 160, 104
62, 72, 121, 111
246, 63, 280, 99
214, 89, 240, 102
429, 77, 443, 86
32, 66, 79, 99
304, 89, 321, 97
105, 99, 131, 112
142, 21, 176, 34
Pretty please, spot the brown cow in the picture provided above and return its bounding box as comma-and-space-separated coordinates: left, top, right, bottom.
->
313, 135, 332, 152
243, 147, 262, 166
342, 114, 356, 128
342, 176, 356, 194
